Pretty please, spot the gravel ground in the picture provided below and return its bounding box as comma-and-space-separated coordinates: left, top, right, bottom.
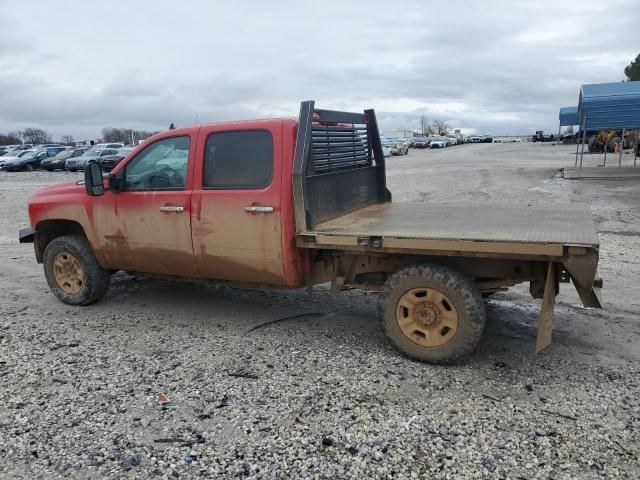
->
0, 142, 639, 479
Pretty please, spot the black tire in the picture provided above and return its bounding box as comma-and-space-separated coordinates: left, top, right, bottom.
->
378, 264, 485, 364
43, 235, 110, 305
26, 164, 34, 172
588, 136, 599, 153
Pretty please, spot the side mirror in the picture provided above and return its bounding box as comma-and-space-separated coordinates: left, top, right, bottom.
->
84, 161, 104, 196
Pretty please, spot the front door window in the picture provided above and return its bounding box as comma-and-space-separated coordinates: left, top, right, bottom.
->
124, 136, 190, 190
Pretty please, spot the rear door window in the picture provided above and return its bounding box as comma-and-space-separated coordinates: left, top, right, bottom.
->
203, 130, 273, 189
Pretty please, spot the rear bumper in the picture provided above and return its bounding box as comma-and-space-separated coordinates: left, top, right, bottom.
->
19, 227, 35, 243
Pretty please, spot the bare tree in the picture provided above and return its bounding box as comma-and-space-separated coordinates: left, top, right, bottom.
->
0, 131, 23, 145
102, 127, 156, 144
419, 115, 429, 135
60, 135, 75, 145
22, 127, 52, 144
430, 120, 450, 135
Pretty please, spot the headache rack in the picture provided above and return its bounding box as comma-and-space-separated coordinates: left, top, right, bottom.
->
293, 100, 390, 232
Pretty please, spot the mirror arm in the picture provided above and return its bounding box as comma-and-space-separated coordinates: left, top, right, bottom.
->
108, 173, 122, 194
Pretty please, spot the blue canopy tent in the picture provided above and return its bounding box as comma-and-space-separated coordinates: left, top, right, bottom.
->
577, 81, 640, 169
559, 106, 579, 127
559, 106, 579, 149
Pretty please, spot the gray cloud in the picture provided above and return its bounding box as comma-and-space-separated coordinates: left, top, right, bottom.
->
0, 0, 638, 140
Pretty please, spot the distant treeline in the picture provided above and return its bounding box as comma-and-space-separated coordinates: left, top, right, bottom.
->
0, 128, 52, 145
101, 128, 157, 144
0, 126, 159, 146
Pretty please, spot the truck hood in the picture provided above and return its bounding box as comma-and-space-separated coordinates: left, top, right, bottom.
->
34, 181, 84, 198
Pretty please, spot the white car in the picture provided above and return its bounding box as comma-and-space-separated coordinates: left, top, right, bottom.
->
389, 138, 409, 155
380, 138, 394, 157
430, 136, 448, 148
92, 142, 125, 150
446, 136, 457, 146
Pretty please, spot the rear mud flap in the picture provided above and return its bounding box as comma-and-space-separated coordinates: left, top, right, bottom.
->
535, 251, 602, 354
535, 262, 557, 353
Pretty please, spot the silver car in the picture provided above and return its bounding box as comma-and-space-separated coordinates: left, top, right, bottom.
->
65, 148, 121, 172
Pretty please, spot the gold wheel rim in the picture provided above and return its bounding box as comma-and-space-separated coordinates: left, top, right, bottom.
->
395, 287, 459, 347
53, 252, 84, 295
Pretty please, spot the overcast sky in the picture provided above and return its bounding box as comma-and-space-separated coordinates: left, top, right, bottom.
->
0, 0, 638, 140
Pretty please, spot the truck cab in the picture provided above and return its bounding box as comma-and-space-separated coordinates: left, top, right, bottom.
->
24, 118, 306, 286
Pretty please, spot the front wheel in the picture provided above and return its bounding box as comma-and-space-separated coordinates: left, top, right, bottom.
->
43, 235, 110, 305
378, 264, 485, 364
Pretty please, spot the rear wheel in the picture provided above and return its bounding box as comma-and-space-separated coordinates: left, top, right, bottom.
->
43, 235, 110, 305
26, 164, 34, 172
378, 264, 485, 364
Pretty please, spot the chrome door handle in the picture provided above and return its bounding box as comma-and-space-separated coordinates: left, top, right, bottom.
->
244, 205, 274, 213
159, 205, 184, 213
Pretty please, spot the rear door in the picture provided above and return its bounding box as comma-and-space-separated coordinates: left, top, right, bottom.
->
191, 122, 286, 284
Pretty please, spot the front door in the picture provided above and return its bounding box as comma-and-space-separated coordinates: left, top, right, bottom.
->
101, 134, 198, 277
191, 123, 285, 284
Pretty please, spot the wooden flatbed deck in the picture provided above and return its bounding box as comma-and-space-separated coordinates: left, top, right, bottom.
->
299, 202, 599, 257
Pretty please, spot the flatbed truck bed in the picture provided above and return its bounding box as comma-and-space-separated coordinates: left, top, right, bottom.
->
292, 101, 602, 362
301, 202, 599, 257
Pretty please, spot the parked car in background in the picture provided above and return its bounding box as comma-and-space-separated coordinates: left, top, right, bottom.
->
1, 149, 36, 168
388, 139, 409, 156
99, 147, 134, 171
91, 142, 125, 150
1, 145, 34, 156
446, 136, 457, 146
0, 149, 48, 171
469, 136, 483, 143
380, 138, 393, 157
65, 148, 121, 172
430, 136, 448, 148
412, 136, 429, 148
45, 146, 67, 156
40, 147, 90, 171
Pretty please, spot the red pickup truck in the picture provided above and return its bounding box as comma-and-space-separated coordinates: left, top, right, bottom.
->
20, 101, 602, 363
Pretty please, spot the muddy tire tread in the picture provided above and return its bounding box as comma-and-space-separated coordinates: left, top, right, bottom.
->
43, 234, 110, 306
378, 264, 486, 364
